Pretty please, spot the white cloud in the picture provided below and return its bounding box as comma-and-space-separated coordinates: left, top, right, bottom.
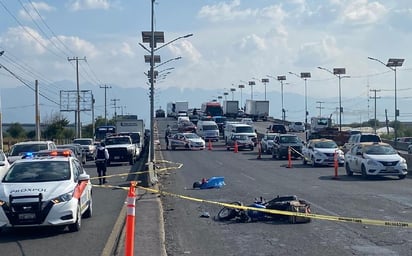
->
119, 42, 135, 57
260, 4, 288, 23
18, 2, 55, 21
3, 26, 48, 54
238, 34, 267, 51
340, 0, 388, 25
169, 40, 202, 63
296, 36, 341, 66
198, 0, 257, 22
68, 0, 111, 11
57, 35, 99, 58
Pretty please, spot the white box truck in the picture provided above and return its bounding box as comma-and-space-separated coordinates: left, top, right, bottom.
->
167, 101, 189, 118
115, 115, 145, 155
245, 100, 269, 121
223, 100, 239, 118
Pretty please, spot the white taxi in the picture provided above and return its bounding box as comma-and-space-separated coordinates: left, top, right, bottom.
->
302, 139, 344, 167
0, 154, 92, 232
344, 142, 407, 179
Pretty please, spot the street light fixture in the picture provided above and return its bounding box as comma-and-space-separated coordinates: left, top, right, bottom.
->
368, 57, 404, 143
289, 71, 311, 127
317, 66, 349, 131
154, 56, 182, 69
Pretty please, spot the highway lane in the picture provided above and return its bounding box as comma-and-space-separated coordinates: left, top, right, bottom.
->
0, 161, 132, 256
156, 118, 412, 256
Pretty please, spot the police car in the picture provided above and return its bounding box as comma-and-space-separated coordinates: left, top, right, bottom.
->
0, 152, 92, 232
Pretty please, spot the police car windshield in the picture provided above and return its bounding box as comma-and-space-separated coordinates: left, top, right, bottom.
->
3, 161, 71, 183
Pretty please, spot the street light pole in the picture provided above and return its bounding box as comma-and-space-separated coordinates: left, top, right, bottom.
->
230, 87, 236, 101
289, 72, 311, 126
277, 75, 287, 121
141, 1, 193, 164
317, 67, 348, 131
238, 84, 245, 110
368, 57, 404, 143
261, 78, 269, 100
248, 81, 255, 100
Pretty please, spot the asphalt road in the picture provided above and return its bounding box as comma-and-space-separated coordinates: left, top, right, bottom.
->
156, 118, 412, 256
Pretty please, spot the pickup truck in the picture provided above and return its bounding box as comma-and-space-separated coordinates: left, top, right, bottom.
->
271, 134, 304, 160
103, 135, 138, 165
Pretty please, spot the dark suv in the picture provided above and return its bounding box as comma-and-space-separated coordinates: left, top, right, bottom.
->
272, 134, 303, 159
267, 124, 287, 134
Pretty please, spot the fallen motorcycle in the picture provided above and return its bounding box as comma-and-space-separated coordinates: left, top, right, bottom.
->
217, 195, 311, 224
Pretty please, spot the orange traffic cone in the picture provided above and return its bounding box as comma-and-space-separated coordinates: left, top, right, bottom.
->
234, 140, 238, 153
257, 141, 262, 159
208, 139, 212, 150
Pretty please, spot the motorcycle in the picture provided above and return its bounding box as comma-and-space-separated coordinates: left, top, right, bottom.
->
217, 195, 311, 224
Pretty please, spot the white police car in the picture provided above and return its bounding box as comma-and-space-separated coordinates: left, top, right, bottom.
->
0, 153, 92, 232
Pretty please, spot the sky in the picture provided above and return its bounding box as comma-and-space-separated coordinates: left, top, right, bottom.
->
1, 0, 412, 126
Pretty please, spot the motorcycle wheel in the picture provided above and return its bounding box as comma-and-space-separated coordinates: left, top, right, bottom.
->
217, 202, 242, 221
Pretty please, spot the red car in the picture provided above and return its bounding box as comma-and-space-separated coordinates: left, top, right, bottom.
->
178, 121, 197, 133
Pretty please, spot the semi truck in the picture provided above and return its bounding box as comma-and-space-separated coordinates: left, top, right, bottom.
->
307, 116, 350, 146
244, 100, 269, 121
167, 101, 189, 118
201, 101, 223, 117
222, 100, 239, 118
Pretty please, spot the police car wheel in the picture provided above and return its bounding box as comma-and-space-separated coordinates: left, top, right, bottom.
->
68, 205, 82, 232
83, 197, 93, 218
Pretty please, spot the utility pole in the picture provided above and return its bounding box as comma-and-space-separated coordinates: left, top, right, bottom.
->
68, 56, 86, 138
316, 101, 324, 116
370, 89, 381, 134
35, 80, 40, 140
92, 94, 95, 140
111, 98, 120, 122
100, 85, 111, 125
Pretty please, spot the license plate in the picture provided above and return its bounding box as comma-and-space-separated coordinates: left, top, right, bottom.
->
19, 213, 36, 220
386, 166, 394, 172
114, 156, 120, 160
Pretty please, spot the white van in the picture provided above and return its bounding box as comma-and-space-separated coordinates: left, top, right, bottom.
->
196, 120, 219, 142
224, 123, 257, 145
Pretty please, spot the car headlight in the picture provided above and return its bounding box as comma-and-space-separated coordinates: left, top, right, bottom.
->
51, 191, 74, 204
400, 158, 407, 164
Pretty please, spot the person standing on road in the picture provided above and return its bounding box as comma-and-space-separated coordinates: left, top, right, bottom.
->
165, 125, 171, 150
95, 141, 109, 185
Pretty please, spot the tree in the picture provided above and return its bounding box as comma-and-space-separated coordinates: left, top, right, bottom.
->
7, 123, 26, 139
43, 113, 70, 140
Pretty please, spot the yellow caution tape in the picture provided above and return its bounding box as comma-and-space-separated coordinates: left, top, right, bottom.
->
92, 159, 412, 228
